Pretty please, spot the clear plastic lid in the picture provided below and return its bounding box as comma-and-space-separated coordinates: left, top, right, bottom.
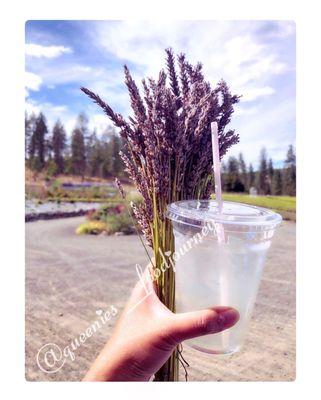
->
167, 200, 282, 232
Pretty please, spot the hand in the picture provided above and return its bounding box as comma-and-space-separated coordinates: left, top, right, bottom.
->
83, 265, 239, 381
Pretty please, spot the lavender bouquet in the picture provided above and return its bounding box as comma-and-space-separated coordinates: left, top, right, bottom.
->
81, 49, 240, 381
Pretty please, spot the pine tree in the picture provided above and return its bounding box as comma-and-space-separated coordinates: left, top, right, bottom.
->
110, 133, 123, 176
76, 112, 89, 137
226, 156, 244, 192
25, 112, 36, 160
221, 161, 228, 192
248, 163, 256, 189
87, 130, 104, 177
238, 152, 248, 192
52, 120, 67, 174
28, 123, 37, 161
272, 169, 283, 195
30, 113, 48, 171
100, 132, 113, 178
268, 158, 274, 180
266, 158, 274, 195
77, 112, 89, 173
71, 127, 86, 178
258, 148, 270, 195
283, 145, 296, 196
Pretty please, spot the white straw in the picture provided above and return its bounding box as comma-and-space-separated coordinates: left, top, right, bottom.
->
211, 122, 223, 213
211, 122, 229, 350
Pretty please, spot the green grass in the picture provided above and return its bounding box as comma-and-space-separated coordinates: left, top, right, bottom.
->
219, 193, 296, 221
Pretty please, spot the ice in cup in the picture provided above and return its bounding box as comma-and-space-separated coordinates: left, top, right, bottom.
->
167, 200, 282, 354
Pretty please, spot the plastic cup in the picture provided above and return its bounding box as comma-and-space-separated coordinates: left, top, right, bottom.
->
167, 200, 282, 354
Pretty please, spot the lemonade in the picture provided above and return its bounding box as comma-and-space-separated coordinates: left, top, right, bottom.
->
167, 200, 282, 354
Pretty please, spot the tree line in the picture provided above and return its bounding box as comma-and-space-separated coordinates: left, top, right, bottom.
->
221, 146, 296, 196
25, 112, 124, 179
25, 111, 296, 196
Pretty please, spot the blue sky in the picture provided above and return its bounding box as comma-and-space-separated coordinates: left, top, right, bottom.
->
25, 20, 295, 168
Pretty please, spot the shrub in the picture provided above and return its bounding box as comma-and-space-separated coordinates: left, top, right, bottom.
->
105, 213, 134, 235
89, 202, 125, 221
76, 220, 107, 235
78, 202, 136, 235
92, 186, 101, 199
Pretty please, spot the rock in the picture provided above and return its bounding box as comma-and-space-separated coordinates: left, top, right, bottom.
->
114, 231, 124, 236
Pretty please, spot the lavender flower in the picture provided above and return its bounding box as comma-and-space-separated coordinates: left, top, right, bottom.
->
82, 49, 241, 381
83, 49, 239, 236
115, 178, 125, 199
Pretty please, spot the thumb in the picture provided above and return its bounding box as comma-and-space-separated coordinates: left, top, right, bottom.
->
167, 307, 239, 344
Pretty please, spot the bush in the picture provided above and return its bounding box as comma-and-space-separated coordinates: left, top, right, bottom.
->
90, 202, 125, 221
77, 201, 136, 235
47, 160, 59, 177
105, 213, 134, 235
76, 221, 107, 235
92, 186, 101, 199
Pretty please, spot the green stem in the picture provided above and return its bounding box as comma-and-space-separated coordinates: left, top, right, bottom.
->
153, 217, 178, 381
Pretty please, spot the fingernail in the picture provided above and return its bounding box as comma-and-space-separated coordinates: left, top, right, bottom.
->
217, 309, 239, 331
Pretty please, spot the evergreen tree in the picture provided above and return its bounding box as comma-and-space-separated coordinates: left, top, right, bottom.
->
100, 132, 113, 178
87, 130, 104, 177
30, 113, 48, 171
258, 148, 270, 195
77, 112, 89, 173
221, 161, 228, 192
272, 169, 283, 195
283, 145, 296, 196
238, 152, 248, 192
71, 127, 86, 178
266, 158, 274, 195
226, 156, 244, 192
76, 112, 89, 137
109, 133, 123, 176
268, 158, 274, 180
25, 112, 36, 160
248, 163, 256, 189
52, 120, 67, 174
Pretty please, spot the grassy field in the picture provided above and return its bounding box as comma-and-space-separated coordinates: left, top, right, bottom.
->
221, 193, 296, 221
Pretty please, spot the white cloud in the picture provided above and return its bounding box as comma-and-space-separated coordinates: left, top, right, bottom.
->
25, 71, 42, 91
25, 43, 72, 58
90, 21, 295, 165
88, 114, 111, 134
25, 99, 112, 137
234, 105, 259, 117
229, 98, 295, 167
25, 71, 42, 97
26, 21, 295, 164
242, 87, 275, 102
92, 21, 289, 104
26, 99, 75, 132
25, 99, 40, 116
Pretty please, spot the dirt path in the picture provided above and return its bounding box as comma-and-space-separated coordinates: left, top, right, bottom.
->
25, 217, 295, 381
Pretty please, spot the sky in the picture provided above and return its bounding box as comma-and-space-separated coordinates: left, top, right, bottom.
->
25, 20, 296, 168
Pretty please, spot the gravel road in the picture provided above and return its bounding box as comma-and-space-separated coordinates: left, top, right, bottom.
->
25, 217, 295, 381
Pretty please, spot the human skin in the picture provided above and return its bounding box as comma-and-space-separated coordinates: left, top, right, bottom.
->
83, 266, 239, 381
